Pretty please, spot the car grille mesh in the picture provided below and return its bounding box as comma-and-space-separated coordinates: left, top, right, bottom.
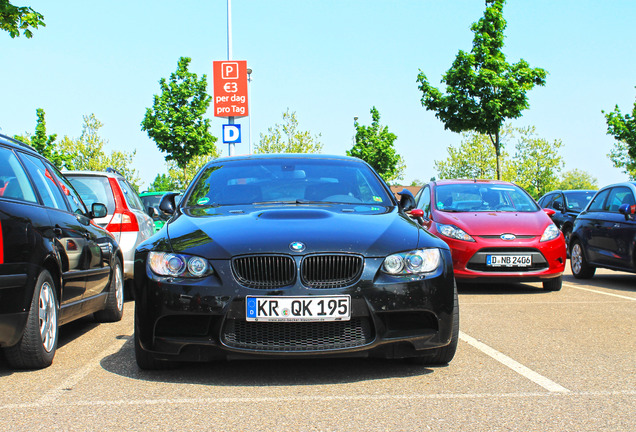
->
301, 254, 363, 288
232, 255, 296, 288
232, 254, 364, 289
222, 318, 373, 351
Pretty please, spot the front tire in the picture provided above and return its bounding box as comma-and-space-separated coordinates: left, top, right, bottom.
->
5, 270, 58, 369
408, 282, 459, 365
94, 258, 124, 322
570, 240, 596, 279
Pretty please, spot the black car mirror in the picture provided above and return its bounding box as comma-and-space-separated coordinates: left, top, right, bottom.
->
91, 202, 108, 218
619, 203, 636, 220
397, 189, 416, 212
159, 192, 180, 215
147, 206, 160, 218
552, 201, 563, 211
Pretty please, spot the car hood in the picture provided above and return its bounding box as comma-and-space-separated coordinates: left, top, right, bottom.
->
435, 211, 551, 236
161, 205, 433, 259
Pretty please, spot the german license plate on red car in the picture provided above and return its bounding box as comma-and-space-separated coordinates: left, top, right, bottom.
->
487, 254, 532, 267
246, 296, 351, 322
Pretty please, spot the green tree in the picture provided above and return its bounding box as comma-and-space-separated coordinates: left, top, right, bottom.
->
603, 90, 636, 180
0, 0, 44, 38
417, 0, 547, 179
347, 106, 404, 182
148, 174, 179, 192
14, 108, 70, 169
513, 126, 563, 199
141, 57, 218, 179
59, 114, 142, 190
435, 126, 515, 180
558, 169, 598, 190
254, 109, 323, 154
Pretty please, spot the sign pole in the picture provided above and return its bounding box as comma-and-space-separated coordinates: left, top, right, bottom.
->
227, 0, 235, 156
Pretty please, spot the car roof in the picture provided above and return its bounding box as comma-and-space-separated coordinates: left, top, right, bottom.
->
0, 133, 39, 154
206, 154, 364, 163
431, 179, 515, 186
63, 170, 124, 179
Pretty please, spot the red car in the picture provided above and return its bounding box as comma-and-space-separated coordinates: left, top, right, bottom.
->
411, 180, 566, 290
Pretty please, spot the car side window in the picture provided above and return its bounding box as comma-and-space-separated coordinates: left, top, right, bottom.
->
416, 186, 432, 218
47, 167, 87, 215
118, 178, 144, 211
18, 152, 66, 208
606, 187, 635, 213
587, 189, 609, 212
552, 194, 564, 210
539, 193, 553, 208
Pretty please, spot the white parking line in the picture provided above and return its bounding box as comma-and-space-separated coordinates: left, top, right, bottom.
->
459, 331, 570, 393
563, 283, 636, 301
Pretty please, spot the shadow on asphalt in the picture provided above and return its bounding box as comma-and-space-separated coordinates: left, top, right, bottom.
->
99, 338, 440, 386
563, 272, 636, 293
457, 281, 548, 295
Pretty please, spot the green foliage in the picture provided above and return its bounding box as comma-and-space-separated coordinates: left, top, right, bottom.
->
59, 114, 142, 191
142, 57, 218, 171
14, 108, 71, 169
435, 126, 515, 180
347, 106, 404, 182
603, 90, 636, 180
148, 174, 178, 192
255, 109, 323, 154
513, 126, 563, 198
0, 0, 44, 38
558, 169, 598, 190
166, 154, 213, 190
417, 0, 547, 179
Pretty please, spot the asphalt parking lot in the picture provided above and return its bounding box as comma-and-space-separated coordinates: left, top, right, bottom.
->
0, 267, 634, 432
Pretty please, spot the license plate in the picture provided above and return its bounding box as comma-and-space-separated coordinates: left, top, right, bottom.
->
486, 254, 532, 267
246, 296, 351, 322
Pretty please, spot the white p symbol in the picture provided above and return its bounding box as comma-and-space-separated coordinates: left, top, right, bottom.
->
222, 62, 239, 79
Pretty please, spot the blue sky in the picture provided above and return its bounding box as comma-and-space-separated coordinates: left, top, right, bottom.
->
1, 1, 635, 189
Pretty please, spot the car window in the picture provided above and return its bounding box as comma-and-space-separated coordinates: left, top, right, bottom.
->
118, 178, 145, 211
564, 191, 595, 210
48, 168, 87, 215
66, 175, 116, 215
606, 187, 635, 212
538, 193, 553, 207
552, 193, 564, 209
0, 147, 38, 203
434, 183, 539, 212
587, 189, 609, 212
417, 186, 431, 218
141, 194, 163, 209
186, 159, 392, 206
13, 151, 61, 207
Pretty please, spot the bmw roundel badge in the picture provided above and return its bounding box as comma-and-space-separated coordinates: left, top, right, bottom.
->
290, 241, 306, 252
500, 234, 516, 240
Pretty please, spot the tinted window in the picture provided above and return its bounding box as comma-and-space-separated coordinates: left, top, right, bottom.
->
19, 153, 67, 210
118, 179, 144, 211
606, 187, 635, 212
434, 183, 539, 212
564, 191, 595, 211
187, 159, 392, 206
587, 189, 609, 212
538, 193, 554, 207
0, 147, 38, 203
67, 175, 116, 214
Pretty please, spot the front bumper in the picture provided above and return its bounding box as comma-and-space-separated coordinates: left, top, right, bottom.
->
134, 251, 456, 362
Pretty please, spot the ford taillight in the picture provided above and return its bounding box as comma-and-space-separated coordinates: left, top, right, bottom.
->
106, 210, 139, 233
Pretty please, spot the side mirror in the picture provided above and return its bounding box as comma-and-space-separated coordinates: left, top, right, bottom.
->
147, 206, 160, 218
159, 192, 180, 215
552, 201, 563, 211
543, 208, 556, 217
619, 203, 636, 220
397, 189, 416, 212
91, 202, 108, 219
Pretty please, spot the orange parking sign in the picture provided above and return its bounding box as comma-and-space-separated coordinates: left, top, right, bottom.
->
213, 60, 249, 117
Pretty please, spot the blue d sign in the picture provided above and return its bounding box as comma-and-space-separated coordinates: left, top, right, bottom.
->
223, 124, 241, 143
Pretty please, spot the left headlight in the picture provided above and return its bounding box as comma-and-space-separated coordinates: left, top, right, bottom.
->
540, 223, 561, 242
148, 252, 213, 278
382, 248, 442, 275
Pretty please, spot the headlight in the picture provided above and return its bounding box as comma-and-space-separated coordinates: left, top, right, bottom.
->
540, 224, 560, 242
148, 252, 213, 278
436, 223, 475, 242
382, 249, 442, 275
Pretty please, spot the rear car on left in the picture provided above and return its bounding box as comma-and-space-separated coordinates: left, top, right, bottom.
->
0, 134, 124, 369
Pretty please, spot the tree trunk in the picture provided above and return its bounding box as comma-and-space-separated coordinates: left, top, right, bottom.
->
495, 130, 501, 180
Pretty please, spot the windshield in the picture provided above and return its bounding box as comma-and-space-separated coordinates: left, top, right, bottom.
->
435, 183, 539, 212
564, 191, 596, 211
185, 158, 393, 207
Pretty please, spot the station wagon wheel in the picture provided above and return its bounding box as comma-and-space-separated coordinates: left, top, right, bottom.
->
570, 240, 596, 279
94, 257, 124, 322
5, 270, 58, 369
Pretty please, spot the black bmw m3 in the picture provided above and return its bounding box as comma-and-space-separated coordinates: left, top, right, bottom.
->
134, 154, 458, 369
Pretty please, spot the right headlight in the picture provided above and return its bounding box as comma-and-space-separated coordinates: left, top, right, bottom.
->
382, 249, 442, 275
435, 223, 475, 242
